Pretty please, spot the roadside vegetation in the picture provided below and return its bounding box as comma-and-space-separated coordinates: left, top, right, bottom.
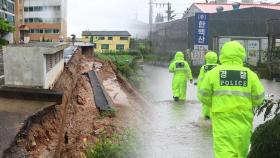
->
249, 97, 280, 158
0, 18, 14, 46
94, 51, 144, 88
85, 129, 137, 158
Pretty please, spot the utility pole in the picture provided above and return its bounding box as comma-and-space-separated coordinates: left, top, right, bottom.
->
149, 0, 153, 48
166, 2, 175, 22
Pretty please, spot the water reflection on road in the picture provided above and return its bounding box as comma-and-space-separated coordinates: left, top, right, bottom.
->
137, 65, 279, 158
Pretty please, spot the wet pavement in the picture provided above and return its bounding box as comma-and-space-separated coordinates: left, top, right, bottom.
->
137, 65, 279, 158
0, 98, 54, 157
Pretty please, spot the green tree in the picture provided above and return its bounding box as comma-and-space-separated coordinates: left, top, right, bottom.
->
0, 18, 14, 45
249, 98, 280, 158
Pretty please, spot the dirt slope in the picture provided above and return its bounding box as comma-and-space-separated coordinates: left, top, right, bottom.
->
3, 50, 148, 158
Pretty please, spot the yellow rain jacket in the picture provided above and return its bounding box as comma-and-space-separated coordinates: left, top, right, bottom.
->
198, 41, 265, 158
169, 52, 193, 100
197, 51, 218, 118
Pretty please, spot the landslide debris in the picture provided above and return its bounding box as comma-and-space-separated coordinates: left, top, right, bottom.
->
3, 50, 149, 158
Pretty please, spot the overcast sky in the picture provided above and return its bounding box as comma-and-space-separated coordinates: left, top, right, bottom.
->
67, 0, 279, 37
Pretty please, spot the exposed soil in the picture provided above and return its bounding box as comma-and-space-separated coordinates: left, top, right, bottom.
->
2, 50, 149, 158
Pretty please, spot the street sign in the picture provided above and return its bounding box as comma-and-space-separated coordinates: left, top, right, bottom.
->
194, 13, 209, 65
195, 13, 209, 45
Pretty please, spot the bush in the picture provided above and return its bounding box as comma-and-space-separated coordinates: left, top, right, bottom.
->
85, 129, 137, 158
100, 108, 117, 118
0, 38, 9, 46
248, 98, 280, 158
94, 52, 139, 78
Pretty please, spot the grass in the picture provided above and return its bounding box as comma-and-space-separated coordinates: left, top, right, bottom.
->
95, 52, 137, 78
100, 108, 117, 118
85, 129, 137, 158
95, 51, 144, 89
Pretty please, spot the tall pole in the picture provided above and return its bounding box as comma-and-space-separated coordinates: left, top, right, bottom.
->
167, 2, 170, 22
149, 0, 153, 48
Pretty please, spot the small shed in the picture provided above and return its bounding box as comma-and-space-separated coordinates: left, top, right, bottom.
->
75, 42, 94, 57
3, 42, 69, 89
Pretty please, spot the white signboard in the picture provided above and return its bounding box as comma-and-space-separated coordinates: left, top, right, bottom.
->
247, 40, 260, 66
260, 38, 268, 63
193, 45, 208, 66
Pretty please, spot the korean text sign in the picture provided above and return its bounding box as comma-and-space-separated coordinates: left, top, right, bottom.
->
195, 13, 209, 45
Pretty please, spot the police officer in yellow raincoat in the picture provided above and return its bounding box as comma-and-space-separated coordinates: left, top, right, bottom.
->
198, 41, 265, 158
197, 51, 219, 119
169, 52, 193, 101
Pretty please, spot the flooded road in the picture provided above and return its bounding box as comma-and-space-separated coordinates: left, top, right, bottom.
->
137, 65, 279, 158
0, 98, 55, 157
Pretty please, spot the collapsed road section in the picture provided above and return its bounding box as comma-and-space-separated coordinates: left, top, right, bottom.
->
2, 48, 149, 158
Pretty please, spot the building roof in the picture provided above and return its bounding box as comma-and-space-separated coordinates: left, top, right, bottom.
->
19, 25, 29, 31
82, 31, 131, 36
74, 42, 95, 47
192, 3, 280, 13
9, 42, 69, 48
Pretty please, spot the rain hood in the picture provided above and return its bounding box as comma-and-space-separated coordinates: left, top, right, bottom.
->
174, 51, 184, 61
205, 51, 218, 64
220, 41, 246, 65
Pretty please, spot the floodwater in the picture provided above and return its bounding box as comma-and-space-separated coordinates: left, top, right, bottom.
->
0, 98, 55, 157
137, 65, 280, 158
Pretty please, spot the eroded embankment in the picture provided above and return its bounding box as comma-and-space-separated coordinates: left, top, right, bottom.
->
3, 50, 149, 158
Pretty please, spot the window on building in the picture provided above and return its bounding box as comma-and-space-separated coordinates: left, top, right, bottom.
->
54, 6, 60, 11
29, 18, 33, 23
101, 44, 109, 50
45, 29, 52, 34
24, 7, 28, 12
46, 54, 53, 72
34, 6, 39, 11
85, 36, 89, 39
53, 29, 60, 34
39, 29, 44, 34
29, 29, 34, 33
98, 36, 105, 40
108, 37, 113, 40
34, 29, 39, 33
37, 6, 42, 11
120, 37, 129, 40
7, 2, 14, 13
29, 7, 33, 12
116, 44, 125, 51
42, 6, 48, 11
34, 18, 40, 23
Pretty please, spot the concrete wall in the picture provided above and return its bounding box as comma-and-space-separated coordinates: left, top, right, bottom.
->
3, 46, 45, 88
3, 44, 65, 89
152, 8, 280, 55
44, 59, 64, 89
